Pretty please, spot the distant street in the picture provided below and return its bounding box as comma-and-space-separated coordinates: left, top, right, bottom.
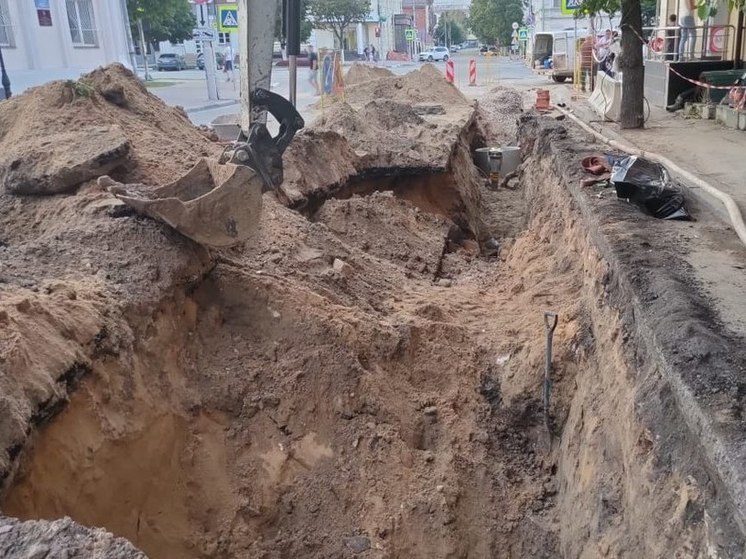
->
142, 50, 541, 128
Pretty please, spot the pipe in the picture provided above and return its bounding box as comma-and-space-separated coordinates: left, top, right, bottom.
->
555, 106, 746, 248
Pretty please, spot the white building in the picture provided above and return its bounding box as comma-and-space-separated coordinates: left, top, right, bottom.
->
528, 0, 579, 33
0, 0, 132, 74
311, 0, 403, 58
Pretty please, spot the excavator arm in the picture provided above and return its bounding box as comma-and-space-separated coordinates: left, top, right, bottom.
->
102, 0, 305, 249
230, 87, 305, 193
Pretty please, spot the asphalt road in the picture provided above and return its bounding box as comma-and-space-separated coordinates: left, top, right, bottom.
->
146, 50, 540, 128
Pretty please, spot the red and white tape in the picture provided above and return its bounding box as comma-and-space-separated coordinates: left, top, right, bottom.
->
668, 65, 745, 90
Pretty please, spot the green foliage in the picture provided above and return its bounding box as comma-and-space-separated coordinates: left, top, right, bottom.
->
728, 0, 745, 12
469, 0, 524, 47
127, 0, 196, 48
64, 80, 94, 102
696, 0, 718, 19
575, 0, 654, 27
308, 0, 372, 46
575, 0, 619, 19
434, 14, 467, 45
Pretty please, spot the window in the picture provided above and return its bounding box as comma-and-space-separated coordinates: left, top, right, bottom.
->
0, 0, 14, 47
66, 0, 98, 46
218, 32, 231, 45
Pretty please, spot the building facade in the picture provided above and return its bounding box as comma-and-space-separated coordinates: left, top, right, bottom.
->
402, 0, 435, 45
0, 0, 132, 72
528, 0, 579, 33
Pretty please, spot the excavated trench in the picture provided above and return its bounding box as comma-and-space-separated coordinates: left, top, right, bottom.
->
2, 114, 744, 559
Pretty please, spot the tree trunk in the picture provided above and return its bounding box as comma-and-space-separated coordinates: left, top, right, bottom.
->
334, 26, 346, 62
619, 0, 644, 128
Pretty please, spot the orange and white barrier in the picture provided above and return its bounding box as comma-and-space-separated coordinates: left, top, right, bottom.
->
445, 59, 455, 83
468, 59, 477, 86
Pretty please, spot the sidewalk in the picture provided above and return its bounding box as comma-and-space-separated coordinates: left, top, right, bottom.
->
544, 83, 746, 342
553, 86, 746, 224
148, 76, 240, 112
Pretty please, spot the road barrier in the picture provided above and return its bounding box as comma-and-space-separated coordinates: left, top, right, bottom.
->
469, 59, 477, 86
445, 59, 455, 83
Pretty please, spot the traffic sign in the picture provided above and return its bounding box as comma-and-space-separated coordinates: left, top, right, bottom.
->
217, 4, 238, 33
193, 27, 215, 41
561, 0, 581, 14
512, 22, 519, 30
405, 28, 416, 41
518, 27, 528, 40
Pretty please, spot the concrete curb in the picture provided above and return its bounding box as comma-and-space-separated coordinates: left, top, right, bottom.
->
186, 99, 240, 114
522, 116, 746, 548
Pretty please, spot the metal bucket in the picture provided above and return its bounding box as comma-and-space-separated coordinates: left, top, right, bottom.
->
499, 146, 521, 175
211, 113, 241, 142
474, 147, 503, 174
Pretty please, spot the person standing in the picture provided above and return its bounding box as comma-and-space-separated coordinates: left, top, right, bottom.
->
678, 0, 697, 61
222, 44, 234, 82
595, 30, 614, 77
307, 45, 320, 95
370, 45, 377, 63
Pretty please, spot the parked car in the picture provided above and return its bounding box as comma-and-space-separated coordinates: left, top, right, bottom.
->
449, 44, 460, 53
418, 46, 450, 62
196, 51, 225, 70
157, 53, 187, 71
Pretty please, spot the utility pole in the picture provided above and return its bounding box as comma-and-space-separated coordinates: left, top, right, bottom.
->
0, 42, 10, 100
238, 0, 278, 132
196, 0, 219, 101
137, 18, 151, 81
286, 0, 301, 106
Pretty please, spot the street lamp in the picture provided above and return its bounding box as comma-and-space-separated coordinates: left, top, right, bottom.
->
0, 41, 11, 100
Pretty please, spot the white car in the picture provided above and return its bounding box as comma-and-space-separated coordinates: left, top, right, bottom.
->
419, 46, 450, 62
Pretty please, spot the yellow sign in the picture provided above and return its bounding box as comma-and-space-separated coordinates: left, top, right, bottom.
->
217, 4, 238, 33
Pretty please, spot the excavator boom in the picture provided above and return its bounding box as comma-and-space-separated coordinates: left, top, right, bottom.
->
103, 0, 304, 249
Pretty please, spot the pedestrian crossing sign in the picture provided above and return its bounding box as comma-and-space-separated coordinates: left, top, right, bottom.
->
218, 4, 238, 33
405, 29, 416, 41
518, 28, 528, 40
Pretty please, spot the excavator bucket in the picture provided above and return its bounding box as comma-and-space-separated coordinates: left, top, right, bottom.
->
100, 158, 264, 248
101, 88, 304, 249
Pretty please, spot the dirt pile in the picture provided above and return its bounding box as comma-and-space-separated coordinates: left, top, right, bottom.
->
0, 64, 219, 187
343, 64, 469, 108
284, 64, 486, 239
2, 61, 739, 559
344, 63, 395, 86
0, 515, 146, 558
476, 86, 524, 145
0, 64, 215, 501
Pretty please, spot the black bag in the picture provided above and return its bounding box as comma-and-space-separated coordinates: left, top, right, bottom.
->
611, 156, 691, 220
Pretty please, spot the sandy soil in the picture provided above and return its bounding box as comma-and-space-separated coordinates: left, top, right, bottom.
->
1, 64, 743, 559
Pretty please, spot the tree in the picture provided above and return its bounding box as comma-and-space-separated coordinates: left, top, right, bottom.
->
619, 0, 644, 128
434, 14, 467, 46
576, 0, 619, 30
127, 0, 195, 52
469, 0, 524, 47
308, 0, 371, 50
